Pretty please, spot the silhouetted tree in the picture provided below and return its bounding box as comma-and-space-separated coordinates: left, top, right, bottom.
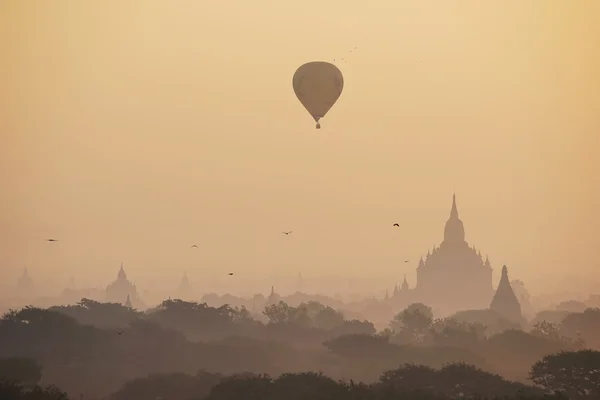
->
451, 309, 519, 337
204, 373, 272, 400
390, 303, 433, 344
531, 310, 571, 327
530, 321, 581, 348
0, 357, 42, 385
560, 308, 600, 349
146, 299, 260, 341
483, 329, 567, 382
111, 371, 222, 400
529, 350, 600, 399
0, 381, 68, 400
378, 364, 437, 393
429, 318, 486, 348
50, 298, 142, 329
329, 319, 376, 338
378, 362, 540, 398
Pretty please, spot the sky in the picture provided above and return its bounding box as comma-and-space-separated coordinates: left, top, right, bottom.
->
1, 1, 599, 296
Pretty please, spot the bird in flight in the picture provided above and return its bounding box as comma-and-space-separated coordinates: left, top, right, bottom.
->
393, 223, 399, 227
282, 231, 292, 235
191, 245, 198, 248
228, 272, 234, 276
46, 239, 58, 242
116, 329, 124, 335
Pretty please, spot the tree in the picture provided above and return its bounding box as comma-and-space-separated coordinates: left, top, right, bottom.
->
429, 318, 485, 348
0, 358, 42, 386
329, 319, 376, 337
205, 374, 272, 400
272, 372, 347, 400
111, 371, 221, 400
313, 306, 345, 331
378, 363, 540, 398
378, 364, 437, 393
0, 381, 69, 400
146, 299, 259, 341
560, 308, 600, 349
50, 298, 142, 329
531, 310, 571, 326
262, 301, 314, 329
530, 321, 578, 347
263, 301, 292, 325
530, 350, 600, 399
390, 303, 433, 344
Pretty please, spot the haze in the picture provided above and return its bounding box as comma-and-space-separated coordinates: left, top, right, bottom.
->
1, 1, 599, 298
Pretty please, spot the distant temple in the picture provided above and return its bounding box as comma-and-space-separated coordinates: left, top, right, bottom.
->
391, 274, 410, 302
266, 286, 280, 305
17, 267, 34, 294
177, 272, 192, 300
490, 265, 523, 324
17, 267, 33, 292
105, 263, 144, 309
390, 194, 495, 316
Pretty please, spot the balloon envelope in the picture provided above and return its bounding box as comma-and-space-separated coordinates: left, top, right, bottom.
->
292, 61, 344, 129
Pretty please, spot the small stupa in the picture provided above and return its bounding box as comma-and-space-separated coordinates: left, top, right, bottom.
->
489, 265, 522, 324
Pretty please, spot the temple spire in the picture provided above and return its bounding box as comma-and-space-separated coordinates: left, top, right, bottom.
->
443, 193, 466, 243
490, 265, 522, 324
178, 272, 191, 293
450, 192, 458, 219
117, 263, 127, 280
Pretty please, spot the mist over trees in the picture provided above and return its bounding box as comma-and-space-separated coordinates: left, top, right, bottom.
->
1, 297, 599, 399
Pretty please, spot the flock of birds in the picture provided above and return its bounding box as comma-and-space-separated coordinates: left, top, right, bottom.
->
44, 222, 410, 271
45, 222, 409, 335
332, 46, 358, 64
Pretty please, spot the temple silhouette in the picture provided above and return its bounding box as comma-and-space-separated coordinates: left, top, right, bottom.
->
490, 265, 523, 324
392, 194, 497, 316
17, 267, 34, 293
105, 263, 145, 309
176, 272, 192, 300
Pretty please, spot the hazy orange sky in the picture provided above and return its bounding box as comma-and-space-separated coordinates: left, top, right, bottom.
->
1, 1, 599, 296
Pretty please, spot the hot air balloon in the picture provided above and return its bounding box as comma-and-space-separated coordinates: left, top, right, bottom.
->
292, 61, 344, 129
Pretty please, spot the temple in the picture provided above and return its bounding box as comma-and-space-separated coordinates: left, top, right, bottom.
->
415, 194, 494, 315
105, 263, 144, 309
390, 195, 495, 316
490, 265, 523, 324
17, 267, 34, 293
266, 286, 280, 305
176, 272, 192, 300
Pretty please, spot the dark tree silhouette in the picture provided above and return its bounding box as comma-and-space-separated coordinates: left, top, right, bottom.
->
111, 371, 222, 400
430, 318, 486, 348
0, 381, 69, 400
560, 308, 600, 349
390, 303, 434, 344
50, 298, 142, 329
530, 350, 600, 399
0, 357, 42, 385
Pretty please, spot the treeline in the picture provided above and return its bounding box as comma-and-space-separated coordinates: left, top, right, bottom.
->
0, 300, 599, 398
3, 355, 599, 399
